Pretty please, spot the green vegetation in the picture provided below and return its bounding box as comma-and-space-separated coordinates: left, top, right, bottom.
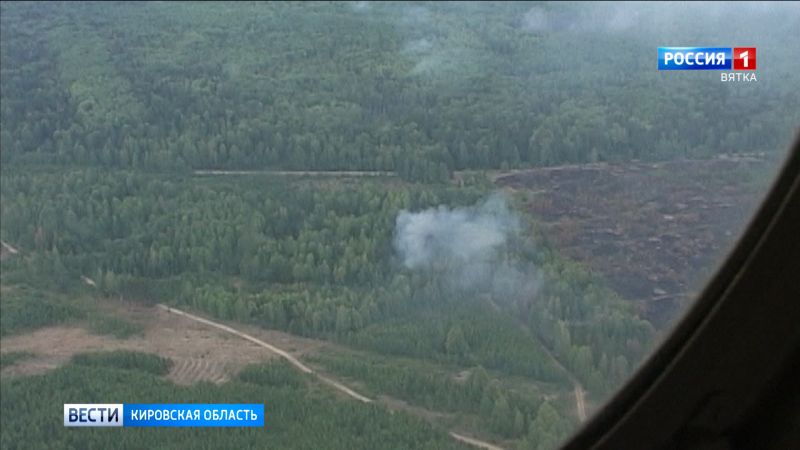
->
0, 167, 645, 448
2, 2, 796, 449
1, 170, 653, 396
237, 361, 306, 390
87, 314, 144, 339
71, 350, 171, 376
309, 350, 570, 441
0, 282, 140, 339
0, 285, 84, 337
1, 3, 797, 181
0, 352, 35, 370
1, 355, 466, 450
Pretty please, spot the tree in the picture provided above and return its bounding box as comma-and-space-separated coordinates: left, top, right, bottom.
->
467, 366, 490, 398
526, 402, 569, 450
445, 324, 470, 358
512, 408, 526, 437
335, 306, 352, 334
490, 394, 512, 436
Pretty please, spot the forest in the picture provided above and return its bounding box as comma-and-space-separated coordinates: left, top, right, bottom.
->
1, 170, 654, 396
1, 2, 797, 180
1, 352, 468, 450
2, 2, 798, 450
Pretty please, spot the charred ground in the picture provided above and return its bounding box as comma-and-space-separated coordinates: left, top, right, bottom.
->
496, 156, 775, 327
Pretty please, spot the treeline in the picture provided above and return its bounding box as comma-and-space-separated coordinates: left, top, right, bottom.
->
0, 281, 142, 340
2, 2, 797, 182
0, 354, 467, 450
0, 284, 83, 337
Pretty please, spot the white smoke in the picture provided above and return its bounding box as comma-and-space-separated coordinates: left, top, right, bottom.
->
520, 2, 800, 36
394, 192, 518, 269
393, 193, 541, 303
403, 38, 434, 55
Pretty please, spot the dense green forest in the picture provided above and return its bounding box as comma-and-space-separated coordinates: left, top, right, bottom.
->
1, 2, 798, 181
1, 2, 798, 450
1, 353, 467, 450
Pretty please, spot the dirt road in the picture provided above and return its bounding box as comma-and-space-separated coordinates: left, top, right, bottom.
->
158, 305, 505, 449
157, 305, 372, 402
449, 432, 506, 450
1, 240, 20, 257
538, 339, 589, 423
574, 385, 587, 422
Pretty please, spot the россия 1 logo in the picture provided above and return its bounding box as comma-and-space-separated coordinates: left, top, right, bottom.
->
658, 47, 757, 82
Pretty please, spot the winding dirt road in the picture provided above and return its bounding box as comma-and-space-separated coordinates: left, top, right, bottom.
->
157, 305, 372, 403
157, 305, 504, 449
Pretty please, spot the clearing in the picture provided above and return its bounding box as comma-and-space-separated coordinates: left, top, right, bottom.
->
0, 302, 323, 385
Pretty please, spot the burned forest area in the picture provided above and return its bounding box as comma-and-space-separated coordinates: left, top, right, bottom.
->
497, 156, 770, 327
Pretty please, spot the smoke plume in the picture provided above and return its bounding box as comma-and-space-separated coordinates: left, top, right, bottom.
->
393, 192, 541, 303
394, 192, 517, 269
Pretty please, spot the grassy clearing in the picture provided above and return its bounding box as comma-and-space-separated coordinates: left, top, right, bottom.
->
86, 313, 144, 339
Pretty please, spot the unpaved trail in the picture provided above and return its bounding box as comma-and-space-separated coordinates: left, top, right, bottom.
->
1, 240, 20, 255
537, 336, 589, 423
157, 306, 314, 374
316, 374, 374, 404
158, 305, 504, 449
575, 385, 587, 422
449, 432, 506, 450
157, 305, 371, 403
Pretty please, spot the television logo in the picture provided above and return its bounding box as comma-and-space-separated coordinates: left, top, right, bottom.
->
658, 47, 756, 71
64, 403, 265, 427
64, 404, 123, 427
732, 47, 756, 70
